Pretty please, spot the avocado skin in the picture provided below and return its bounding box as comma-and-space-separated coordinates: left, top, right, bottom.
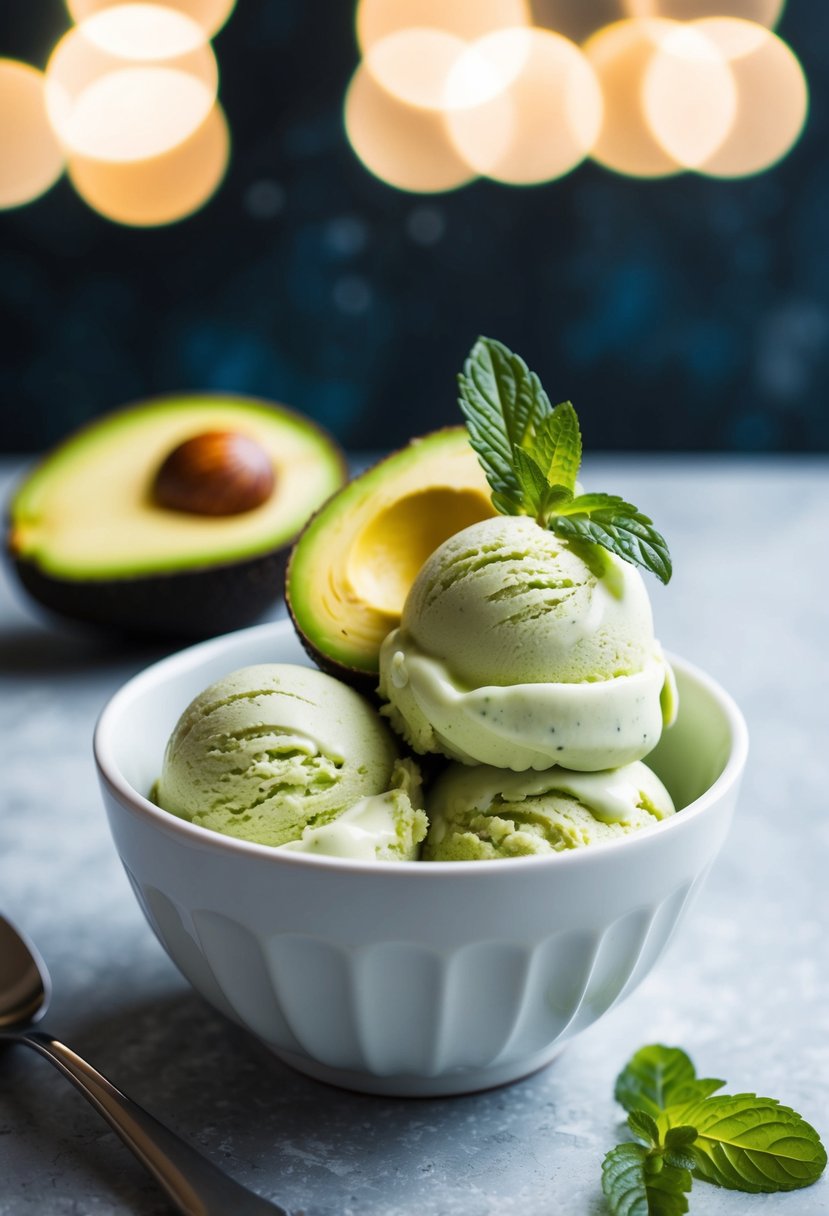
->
285, 554, 379, 698
14, 549, 288, 640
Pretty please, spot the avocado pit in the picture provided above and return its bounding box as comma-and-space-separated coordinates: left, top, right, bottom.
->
153, 431, 275, 517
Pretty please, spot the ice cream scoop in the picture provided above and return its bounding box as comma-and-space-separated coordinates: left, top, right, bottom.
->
423, 759, 675, 860
154, 663, 425, 856
379, 515, 676, 771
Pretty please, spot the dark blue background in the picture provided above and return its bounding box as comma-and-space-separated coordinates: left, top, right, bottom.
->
2, 0, 827, 453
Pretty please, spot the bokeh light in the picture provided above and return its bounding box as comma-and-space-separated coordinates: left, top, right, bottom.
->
642, 23, 738, 169
585, 18, 682, 177
67, 0, 237, 38
46, 5, 217, 162
345, 61, 475, 193
68, 100, 229, 225
364, 29, 470, 111
623, 0, 785, 26
0, 60, 65, 209
690, 18, 808, 177
365, 27, 531, 113
447, 28, 603, 185
356, 0, 531, 54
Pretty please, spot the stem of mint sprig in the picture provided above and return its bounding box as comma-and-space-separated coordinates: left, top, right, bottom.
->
457, 336, 672, 585
602, 1045, 827, 1216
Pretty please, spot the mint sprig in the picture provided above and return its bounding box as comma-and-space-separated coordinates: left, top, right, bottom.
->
604, 1044, 827, 1214
457, 336, 672, 584
457, 337, 552, 516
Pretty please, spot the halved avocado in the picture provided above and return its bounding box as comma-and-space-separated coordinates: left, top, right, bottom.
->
286, 427, 496, 689
8, 394, 345, 638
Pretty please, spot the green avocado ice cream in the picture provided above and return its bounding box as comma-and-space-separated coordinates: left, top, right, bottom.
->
423, 760, 675, 860
154, 663, 426, 858
378, 514, 676, 772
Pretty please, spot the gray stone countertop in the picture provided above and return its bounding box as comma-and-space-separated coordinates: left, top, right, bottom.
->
1, 454, 828, 1216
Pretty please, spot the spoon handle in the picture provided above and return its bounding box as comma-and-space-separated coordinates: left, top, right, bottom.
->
3, 1029, 289, 1215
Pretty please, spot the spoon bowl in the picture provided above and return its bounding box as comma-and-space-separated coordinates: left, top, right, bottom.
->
0, 917, 49, 1028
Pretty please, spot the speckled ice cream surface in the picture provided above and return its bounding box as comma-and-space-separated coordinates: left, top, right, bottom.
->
379, 515, 676, 771
423, 760, 675, 860
154, 662, 424, 853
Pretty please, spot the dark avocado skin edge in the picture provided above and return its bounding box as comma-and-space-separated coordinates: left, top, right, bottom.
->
13, 548, 291, 640
284, 563, 380, 699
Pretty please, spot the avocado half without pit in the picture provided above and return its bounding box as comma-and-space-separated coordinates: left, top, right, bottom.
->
8, 395, 346, 638
286, 427, 496, 691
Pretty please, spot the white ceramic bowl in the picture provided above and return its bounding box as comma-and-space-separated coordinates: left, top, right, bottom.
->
94, 620, 747, 1097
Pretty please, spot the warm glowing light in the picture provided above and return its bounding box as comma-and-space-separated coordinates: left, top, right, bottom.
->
46, 5, 217, 162
531, 0, 627, 45
691, 18, 808, 178
642, 24, 738, 169
74, 2, 206, 57
0, 60, 65, 209
365, 26, 530, 113
365, 29, 469, 111
67, 0, 237, 38
584, 18, 682, 178
68, 100, 229, 225
623, 0, 785, 26
445, 30, 535, 110
447, 29, 603, 185
345, 62, 475, 193
356, 0, 531, 54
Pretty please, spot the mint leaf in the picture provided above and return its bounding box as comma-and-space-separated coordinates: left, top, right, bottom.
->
602, 1143, 692, 1216
669, 1094, 828, 1193
513, 447, 554, 518
525, 401, 582, 495
615, 1047, 698, 1119
667, 1079, 727, 1107
513, 447, 572, 523
549, 494, 672, 585
457, 336, 551, 513
664, 1126, 699, 1150
663, 1127, 699, 1172
628, 1110, 661, 1148
457, 338, 672, 581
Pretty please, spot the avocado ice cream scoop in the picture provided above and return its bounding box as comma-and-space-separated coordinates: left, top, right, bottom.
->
378, 515, 676, 771
154, 663, 426, 857
423, 759, 675, 861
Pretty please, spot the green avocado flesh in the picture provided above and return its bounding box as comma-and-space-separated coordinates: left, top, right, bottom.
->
10, 395, 345, 579
287, 427, 496, 677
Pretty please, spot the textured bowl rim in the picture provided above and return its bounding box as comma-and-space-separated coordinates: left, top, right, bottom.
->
94, 618, 749, 876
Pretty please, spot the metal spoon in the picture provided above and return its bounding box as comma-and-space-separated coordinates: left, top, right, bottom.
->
0, 914, 289, 1215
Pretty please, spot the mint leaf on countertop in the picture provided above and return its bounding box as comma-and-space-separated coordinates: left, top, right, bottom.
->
602, 1142, 693, 1216
615, 1046, 715, 1120
669, 1094, 828, 1194
457, 336, 672, 582
606, 1045, 827, 1213
628, 1110, 662, 1148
